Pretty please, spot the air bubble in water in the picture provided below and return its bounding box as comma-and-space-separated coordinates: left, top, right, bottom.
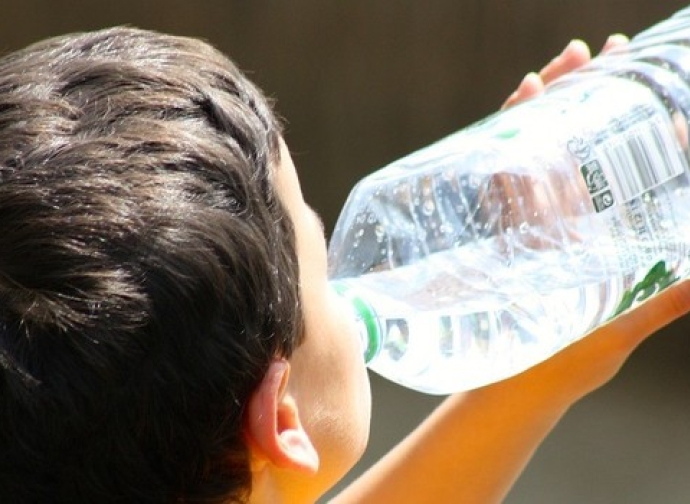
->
423, 199, 435, 216
375, 224, 385, 242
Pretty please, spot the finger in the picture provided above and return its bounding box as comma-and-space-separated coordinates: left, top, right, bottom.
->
601, 33, 629, 54
538, 39, 591, 85
501, 72, 544, 109
502, 34, 628, 111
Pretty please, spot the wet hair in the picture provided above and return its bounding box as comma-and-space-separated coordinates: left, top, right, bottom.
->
0, 27, 302, 503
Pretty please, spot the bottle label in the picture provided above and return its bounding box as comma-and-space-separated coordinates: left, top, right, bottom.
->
574, 103, 687, 212
612, 260, 677, 317
564, 81, 688, 314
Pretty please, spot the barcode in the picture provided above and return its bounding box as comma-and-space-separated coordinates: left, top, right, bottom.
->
594, 113, 687, 204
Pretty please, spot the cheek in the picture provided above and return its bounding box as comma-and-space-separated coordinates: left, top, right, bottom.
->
318, 288, 373, 465
329, 286, 372, 418
290, 285, 373, 486
297, 281, 370, 402
329, 288, 366, 363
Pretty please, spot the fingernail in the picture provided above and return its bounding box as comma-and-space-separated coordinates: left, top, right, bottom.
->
606, 33, 629, 45
519, 71, 540, 89
567, 39, 589, 53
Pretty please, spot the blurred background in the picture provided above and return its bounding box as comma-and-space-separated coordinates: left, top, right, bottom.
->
3, 1, 690, 502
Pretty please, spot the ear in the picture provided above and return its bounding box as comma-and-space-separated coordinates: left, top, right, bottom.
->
245, 359, 319, 474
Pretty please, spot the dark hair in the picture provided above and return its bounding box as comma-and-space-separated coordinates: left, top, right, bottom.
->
0, 27, 302, 503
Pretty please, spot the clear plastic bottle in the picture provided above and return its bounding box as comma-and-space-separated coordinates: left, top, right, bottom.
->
327, 6, 690, 395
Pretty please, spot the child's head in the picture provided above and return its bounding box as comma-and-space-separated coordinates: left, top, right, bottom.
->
0, 27, 370, 503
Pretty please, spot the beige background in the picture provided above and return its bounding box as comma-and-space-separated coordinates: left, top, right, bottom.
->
2, 2, 690, 502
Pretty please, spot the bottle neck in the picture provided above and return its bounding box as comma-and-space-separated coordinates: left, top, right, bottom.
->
330, 281, 382, 364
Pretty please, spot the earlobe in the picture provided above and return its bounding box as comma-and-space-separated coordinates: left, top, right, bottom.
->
245, 359, 319, 474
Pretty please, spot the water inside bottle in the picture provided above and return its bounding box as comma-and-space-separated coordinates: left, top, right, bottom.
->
336, 225, 687, 394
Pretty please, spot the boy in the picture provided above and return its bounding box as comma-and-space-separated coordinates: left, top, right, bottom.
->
0, 27, 687, 503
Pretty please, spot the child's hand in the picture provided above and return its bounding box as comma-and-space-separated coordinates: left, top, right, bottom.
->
517, 277, 690, 407
502, 34, 629, 109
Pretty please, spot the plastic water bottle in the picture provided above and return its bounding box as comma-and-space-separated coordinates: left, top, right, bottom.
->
327, 6, 690, 395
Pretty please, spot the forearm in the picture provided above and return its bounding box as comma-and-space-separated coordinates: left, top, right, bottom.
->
331, 372, 570, 503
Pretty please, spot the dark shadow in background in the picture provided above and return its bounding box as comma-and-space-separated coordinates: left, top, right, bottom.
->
2, 2, 690, 502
